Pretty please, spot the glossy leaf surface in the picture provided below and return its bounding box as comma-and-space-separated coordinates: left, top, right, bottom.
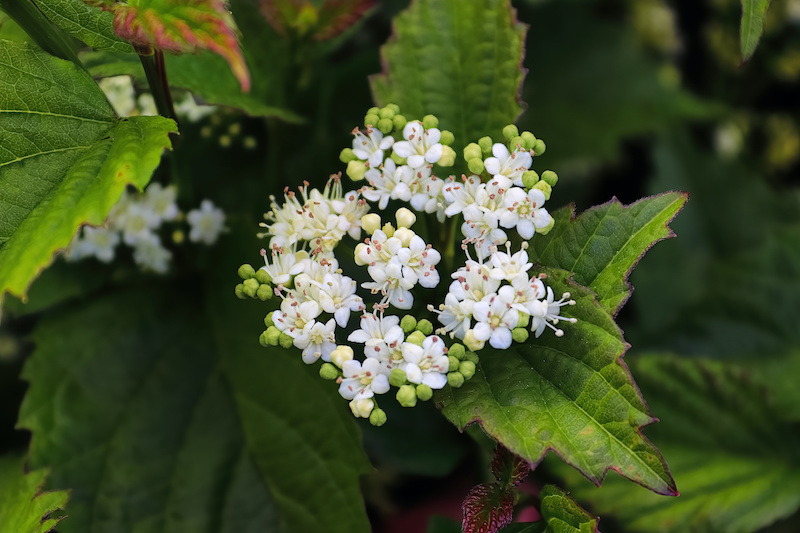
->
0, 455, 69, 533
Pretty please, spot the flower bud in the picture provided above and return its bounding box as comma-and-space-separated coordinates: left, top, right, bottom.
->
392, 114, 407, 132
279, 331, 294, 349
449, 343, 466, 360
440, 130, 455, 146
242, 278, 259, 298
533, 180, 552, 201
464, 351, 480, 364
350, 398, 374, 418
512, 327, 529, 343
361, 214, 382, 235
464, 142, 482, 161
541, 170, 558, 187
364, 113, 379, 127
463, 329, 485, 352
378, 118, 393, 134
369, 407, 387, 426
458, 361, 476, 380
406, 331, 425, 346
255, 268, 271, 284
533, 139, 546, 156
265, 326, 282, 346
447, 372, 465, 388
468, 158, 485, 175
346, 160, 367, 181
416, 384, 433, 401
235, 283, 247, 299
400, 315, 417, 333
379, 107, 395, 119
536, 216, 556, 236
330, 345, 354, 368
381, 222, 395, 238
390, 151, 407, 165
396, 385, 418, 407
448, 355, 460, 372
257, 285, 273, 301
386, 103, 400, 114
354, 243, 368, 266
522, 170, 539, 189
417, 319, 433, 335
389, 368, 408, 387
503, 124, 519, 140
339, 147, 357, 163
319, 363, 340, 380
172, 229, 184, 244
438, 145, 456, 167
238, 264, 256, 279
478, 136, 493, 154
510, 136, 526, 150
517, 313, 530, 329
259, 330, 270, 347
367, 106, 380, 115
520, 131, 536, 149
422, 114, 439, 129
264, 312, 275, 328
395, 207, 416, 228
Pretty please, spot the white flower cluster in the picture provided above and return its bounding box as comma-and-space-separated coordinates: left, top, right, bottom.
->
99, 75, 216, 122
68, 184, 225, 273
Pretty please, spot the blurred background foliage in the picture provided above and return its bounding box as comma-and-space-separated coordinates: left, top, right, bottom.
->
1, 0, 799, 532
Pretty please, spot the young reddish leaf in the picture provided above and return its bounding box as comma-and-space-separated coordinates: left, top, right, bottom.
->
260, 0, 374, 41
462, 483, 515, 533
87, 0, 250, 91
491, 445, 531, 488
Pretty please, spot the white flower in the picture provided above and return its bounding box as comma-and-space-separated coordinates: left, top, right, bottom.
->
363, 158, 415, 209
116, 201, 159, 246
432, 292, 472, 339
132, 233, 171, 273
338, 358, 390, 401
392, 121, 443, 168
293, 318, 337, 364
489, 244, 533, 281
472, 294, 519, 349
68, 226, 120, 263
352, 126, 394, 167
529, 287, 577, 338
443, 175, 482, 217
349, 398, 375, 418
261, 249, 308, 287
401, 335, 449, 389
272, 296, 321, 337
98, 76, 136, 117
317, 272, 364, 327
348, 314, 404, 360
484, 143, 533, 186
175, 93, 217, 123
188, 199, 226, 245
498, 187, 551, 240
144, 183, 179, 223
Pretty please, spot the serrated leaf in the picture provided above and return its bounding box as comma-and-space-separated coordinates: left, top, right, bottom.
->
491, 445, 531, 487
462, 482, 515, 533
528, 193, 687, 316
740, 0, 771, 62
370, 0, 525, 155
0, 455, 69, 533
17, 281, 371, 532
537, 484, 599, 533
260, 0, 374, 41
89, 0, 251, 91
31, 0, 133, 52
0, 39, 176, 304
437, 268, 676, 495
550, 354, 800, 533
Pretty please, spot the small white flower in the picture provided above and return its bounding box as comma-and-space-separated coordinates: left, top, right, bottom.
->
348, 314, 404, 360
187, 199, 226, 245
317, 272, 365, 327
272, 296, 321, 337
132, 233, 171, 273
117, 201, 159, 246
363, 158, 415, 209
432, 292, 472, 339
175, 93, 217, 123
401, 336, 449, 389
392, 121, 443, 168
261, 249, 308, 287
338, 358, 390, 401
472, 294, 519, 349
484, 143, 533, 186
144, 183, 179, 223
530, 287, 577, 338
68, 226, 120, 263
489, 243, 533, 281
352, 126, 394, 167
294, 318, 337, 364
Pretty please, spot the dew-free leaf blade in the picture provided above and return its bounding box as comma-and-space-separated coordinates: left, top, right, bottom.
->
436, 268, 676, 495
0, 455, 69, 533
0, 39, 176, 304
370, 0, 526, 155
740, 0, 772, 62
31, 0, 133, 53
528, 193, 687, 315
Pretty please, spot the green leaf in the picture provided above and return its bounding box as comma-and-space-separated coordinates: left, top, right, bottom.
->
529, 193, 688, 316
0, 455, 69, 533
370, 0, 525, 154
499, 485, 599, 533
740, 0, 772, 62
462, 482, 515, 533
261, 0, 374, 40
549, 354, 800, 533
31, 0, 133, 52
17, 281, 372, 533
0, 39, 175, 303
436, 268, 677, 495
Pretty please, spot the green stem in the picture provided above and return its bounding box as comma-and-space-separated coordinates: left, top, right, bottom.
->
1, 0, 82, 67
138, 48, 177, 122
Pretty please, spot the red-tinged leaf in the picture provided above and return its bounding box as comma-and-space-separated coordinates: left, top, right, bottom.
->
89, 0, 250, 91
491, 445, 531, 488
260, 0, 374, 40
462, 483, 515, 533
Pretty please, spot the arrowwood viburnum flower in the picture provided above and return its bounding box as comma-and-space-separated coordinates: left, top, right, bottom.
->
401, 335, 450, 388
484, 142, 533, 186
338, 357, 391, 401
187, 199, 226, 245
392, 121, 443, 168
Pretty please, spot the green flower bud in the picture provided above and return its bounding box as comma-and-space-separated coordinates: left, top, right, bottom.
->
463, 330, 485, 352
464, 351, 480, 364
255, 268, 271, 284
447, 372, 465, 388
259, 330, 270, 347
319, 363, 340, 380
406, 331, 425, 346
235, 283, 247, 299
464, 143, 482, 161
265, 326, 282, 346
339, 147, 357, 163
438, 145, 456, 167
468, 158, 485, 175
279, 332, 294, 349
510, 136, 526, 150
440, 130, 455, 146
536, 216, 556, 235
390, 152, 407, 165
367, 106, 380, 115
533, 180, 552, 201
364, 113, 379, 127
389, 368, 408, 387
422, 114, 439, 129
533, 139, 546, 156
264, 313, 274, 328
378, 118, 393, 134
541, 170, 558, 187
369, 407, 387, 426
448, 355, 460, 372
517, 313, 530, 329
520, 131, 537, 149
397, 384, 418, 407
238, 264, 256, 279
522, 170, 539, 189
346, 160, 367, 181
416, 384, 433, 401
242, 278, 259, 298
417, 319, 433, 335
257, 284, 273, 301
400, 315, 417, 334
512, 327, 529, 343
379, 107, 395, 119
503, 124, 519, 140
386, 103, 400, 114
449, 343, 466, 360
459, 360, 476, 380
478, 136, 493, 154
392, 114, 407, 132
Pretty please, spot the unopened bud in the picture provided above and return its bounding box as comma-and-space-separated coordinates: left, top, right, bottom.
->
422, 114, 439, 129
503, 124, 519, 140
242, 278, 259, 298
265, 326, 282, 346
533, 180, 552, 201
319, 363, 340, 380
400, 315, 417, 333
416, 384, 433, 401
464, 351, 480, 365
533, 139, 546, 156
459, 360, 476, 380
381, 222, 395, 238
279, 332, 294, 349
354, 243, 368, 265
397, 385, 418, 407
447, 355, 460, 372
520, 131, 536, 149
536, 216, 555, 235
406, 331, 425, 346
390, 151, 406, 165
449, 343, 466, 360
235, 283, 247, 299
512, 328, 529, 343
367, 106, 380, 115
447, 372, 465, 388
389, 368, 408, 387
463, 330, 485, 352
522, 170, 539, 189
364, 113, 380, 128
346, 160, 367, 181
510, 136, 526, 150
257, 285, 273, 301
392, 114, 407, 131
395, 207, 416, 228
379, 107, 395, 119
517, 313, 530, 329
417, 319, 433, 335
339, 147, 357, 163
440, 130, 455, 146
259, 330, 270, 347
330, 345, 354, 368
369, 407, 387, 426
361, 214, 382, 235
478, 136, 493, 154
255, 268, 271, 284
464, 143, 482, 161
264, 312, 275, 328
392, 227, 413, 248
378, 118, 393, 134
541, 170, 558, 187
468, 158, 485, 175
350, 398, 374, 418
438, 145, 456, 167
238, 264, 256, 279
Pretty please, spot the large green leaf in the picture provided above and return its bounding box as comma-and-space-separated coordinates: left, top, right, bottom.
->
17, 282, 372, 533
528, 193, 688, 316
740, 0, 771, 62
549, 354, 800, 533
436, 268, 677, 495
0, 39, 175, 303
31, 0, 133, 53
0, 455, 69, 533
502, 485, 599, 533
370, 0, 526, 154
